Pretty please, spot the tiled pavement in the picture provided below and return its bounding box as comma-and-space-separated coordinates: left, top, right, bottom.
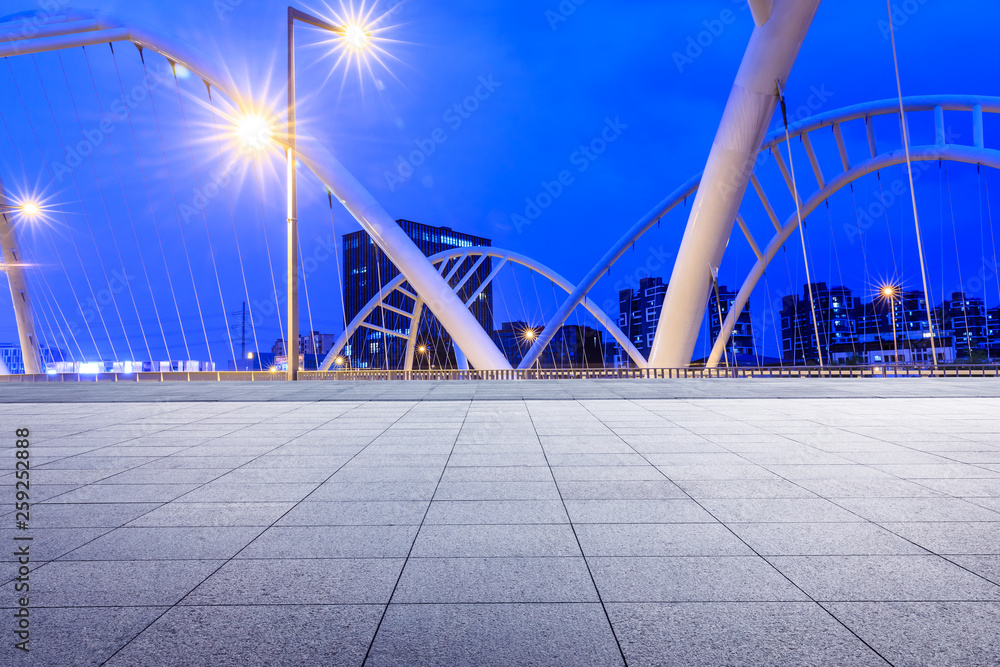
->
1, 381, 999, 665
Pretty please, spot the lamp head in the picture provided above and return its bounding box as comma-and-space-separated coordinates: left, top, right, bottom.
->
237, 114, 273, 151
343, 23, 371, 50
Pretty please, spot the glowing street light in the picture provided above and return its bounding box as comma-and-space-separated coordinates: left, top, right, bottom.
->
342, 23, 372, 51
236, 114, 273, 151
285, 7, 376, 381
0, 200, 42, 218
335, 356, 345, 366
878, 283, 901, 365
21, 202, 40, 217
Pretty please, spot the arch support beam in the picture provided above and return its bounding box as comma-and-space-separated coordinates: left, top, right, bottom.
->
706, 144, 1000, 368
648, 0, 821, 368
0, 179, 42, 375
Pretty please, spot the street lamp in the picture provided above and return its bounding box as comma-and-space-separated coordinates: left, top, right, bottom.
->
236, 115, 273, 152
286, 7, 373, 381
0, 201, 42, 218
521, 327, 542, 371
880, 284, 900, 365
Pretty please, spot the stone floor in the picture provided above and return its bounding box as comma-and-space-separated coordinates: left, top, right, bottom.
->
2, 380, 999, 665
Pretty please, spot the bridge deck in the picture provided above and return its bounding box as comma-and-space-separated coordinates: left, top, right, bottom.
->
2, 380, 998, 665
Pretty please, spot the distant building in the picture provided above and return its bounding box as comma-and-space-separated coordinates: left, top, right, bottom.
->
267, 331, 340, 370
343, 220, 492, 369
0, 343, 66, 374
940, 292, 988, 358
707, 284, 756, 363
495, 322, 605, 369
989, 306, 1000, 360
781, 283, 858, 364
618, 277, 667, 363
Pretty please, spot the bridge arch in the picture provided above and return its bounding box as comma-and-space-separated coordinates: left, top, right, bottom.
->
319, 246, 645, 371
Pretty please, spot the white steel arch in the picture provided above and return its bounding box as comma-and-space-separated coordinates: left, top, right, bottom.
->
0, 9, 512, 370
519, 95, 1000, 370
707, 143, 1000, 368
318, 247, 646, 371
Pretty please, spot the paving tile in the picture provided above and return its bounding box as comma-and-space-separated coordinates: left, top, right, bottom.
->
44, 484, 200, 503
433, 481, 561, 500
126, 502, 295, 527
608, 602, 885, 667
58, 526, 265, 561
589, 556, 808, 602
365, 603, 624, 667
0, 527, 108, 564
833, 497, 1000, 522
393, 557, 597, 603
770, 555, 1000, 601
699, 498, 863, 523
28, 502, 161, 529
306, 481, 438, 501
822, 602, 1000, 667
564, 499, 715, 523
673, 479, 816, 499
729, 522, 926, 556
184, 558, 404, 605
8, 606, 168, 667
106, 605, 383, 667
1, 559, 222, 605
424, 500, 567, 524
410, 524, 580, 557
238, 525, 419, 559
881, 521, 1000, 554
576, 523, 753, 557
276, 500, 428, 526
557, 480, 688, 499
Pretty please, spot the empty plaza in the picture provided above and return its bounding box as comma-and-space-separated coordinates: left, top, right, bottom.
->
2, 379, 999, 665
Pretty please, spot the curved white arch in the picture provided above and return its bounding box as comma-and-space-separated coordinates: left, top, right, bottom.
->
319, 246, 646, 371
0, 9, 512, 370
521, 95, 1000, 369
707, 144, 1000, 368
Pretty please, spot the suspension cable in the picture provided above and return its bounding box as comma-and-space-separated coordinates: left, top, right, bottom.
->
33, 54, 129, 361
885, 0, 938, 366
984, 171, 1000, 362
170, 66, 237, 367
205, 93, 261, 365
249, 156, 286, 347
55, 52, 147, 362
83, 47, 169, 361
140, 55, 212, 365
0, 99, 97, 360
777, 82, 824, 367
9, 57, 116, 360
326, 191, 349, 334
109, 47, 188, 360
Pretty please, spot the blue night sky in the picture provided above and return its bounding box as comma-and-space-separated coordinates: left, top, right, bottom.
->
1, 0, 999, 364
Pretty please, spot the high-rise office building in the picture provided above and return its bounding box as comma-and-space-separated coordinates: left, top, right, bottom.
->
343, 220, 492, 369
940, 292, 988, 358
780, 283, 858, 364
618, 277, 667, 362
708, 284, 755, 362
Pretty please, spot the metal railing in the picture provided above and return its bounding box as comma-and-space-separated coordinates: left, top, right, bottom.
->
0, 365, 997, 383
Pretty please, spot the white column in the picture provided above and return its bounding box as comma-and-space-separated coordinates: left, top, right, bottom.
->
648, 0, 821, 368
0, 185, 42, 375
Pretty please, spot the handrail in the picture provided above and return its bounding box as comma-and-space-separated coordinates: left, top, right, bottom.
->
1, 365, 996, 383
